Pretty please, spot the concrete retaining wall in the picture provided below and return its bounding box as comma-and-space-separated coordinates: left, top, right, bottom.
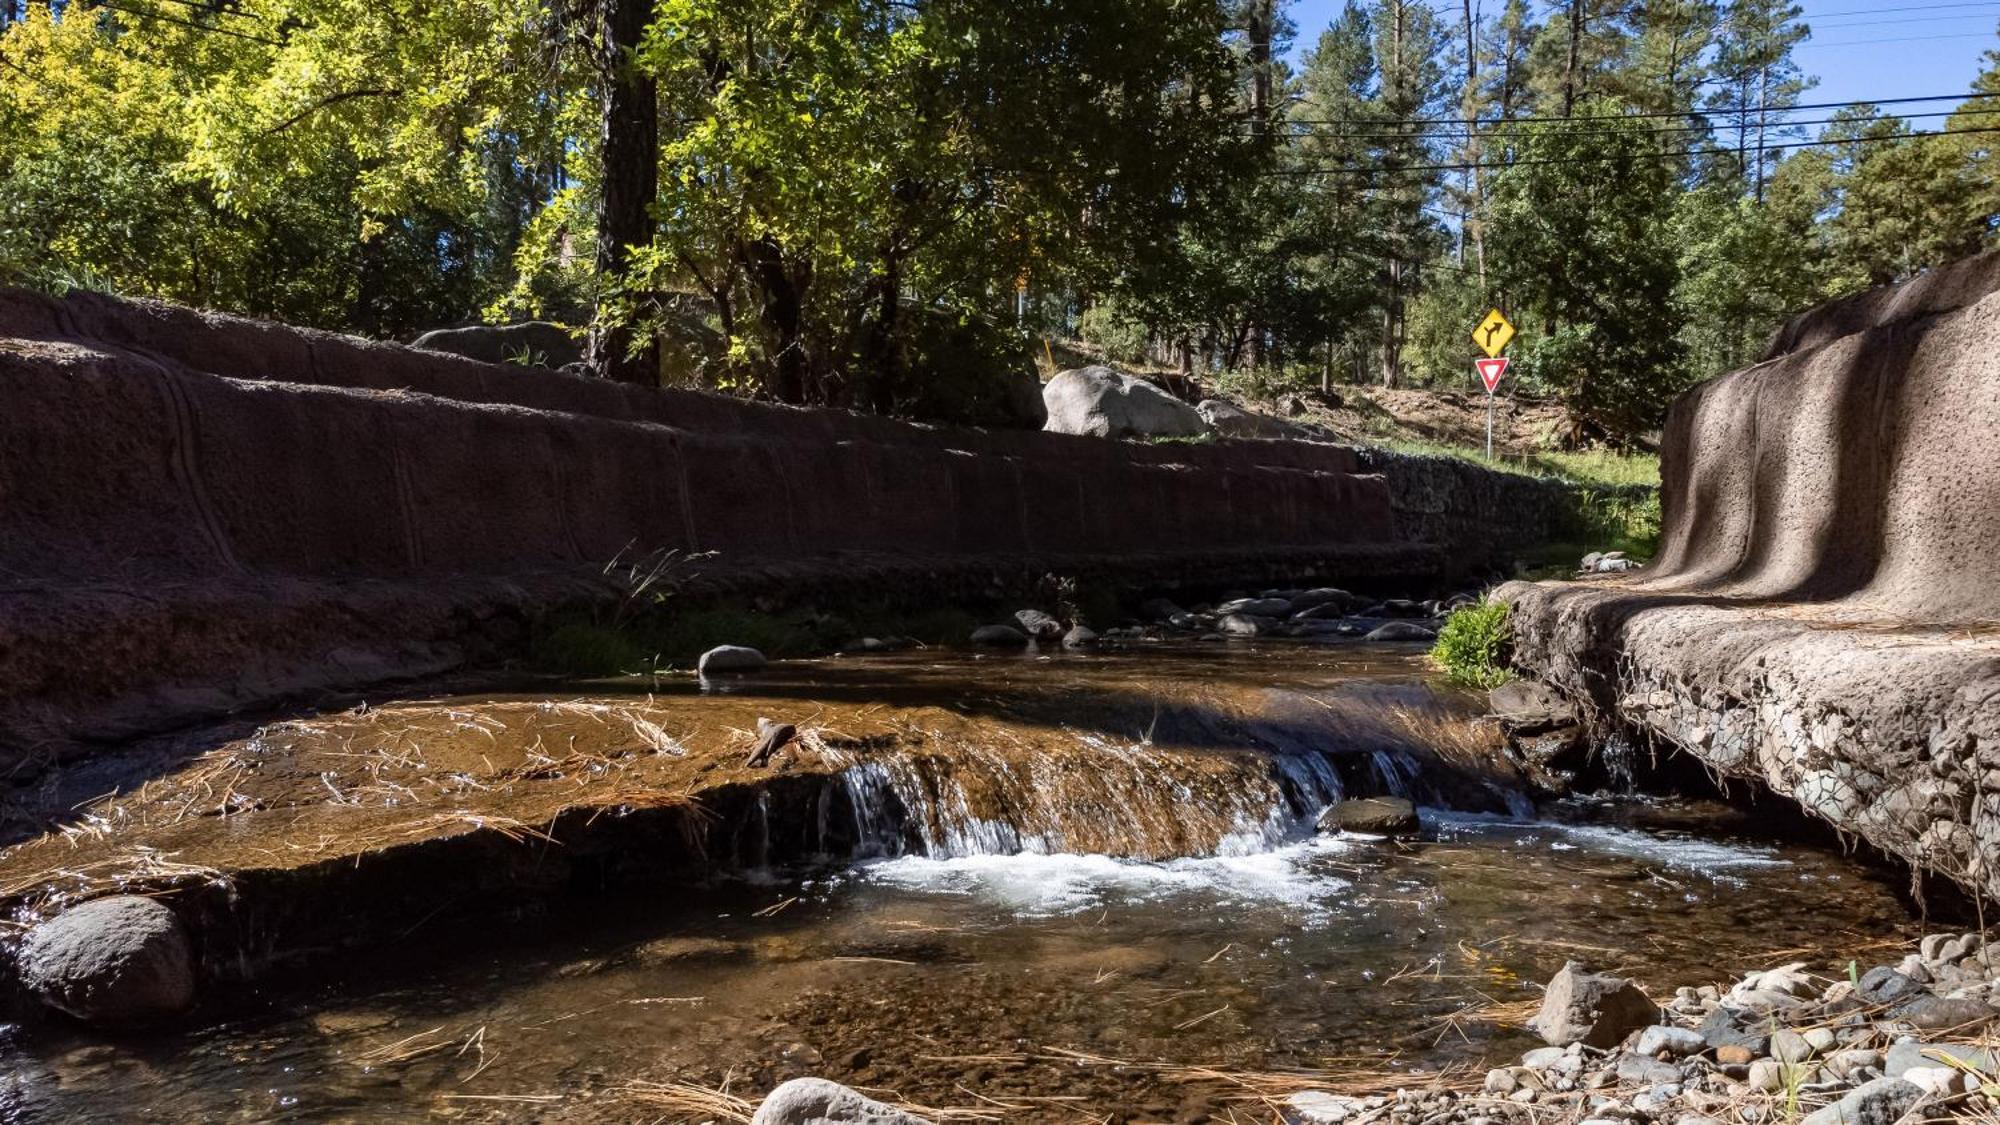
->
0, 287, 1576, 757
1503, 250, 2000, 898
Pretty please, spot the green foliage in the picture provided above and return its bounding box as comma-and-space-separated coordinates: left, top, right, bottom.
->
1487, 103, 1690, 446
1078, 301, 1153, 367
1430, 601, 1515, 690
891, 308, 1041, 428
1553, 486, 1663, 558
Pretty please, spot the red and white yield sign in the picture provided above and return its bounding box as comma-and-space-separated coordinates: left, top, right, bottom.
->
1475, 356, 1511, 394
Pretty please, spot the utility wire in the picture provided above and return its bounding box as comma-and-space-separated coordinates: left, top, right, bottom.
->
1272, 92, 1974, 129
1266, 122, 2000, 178
1259, 109, 1961, 143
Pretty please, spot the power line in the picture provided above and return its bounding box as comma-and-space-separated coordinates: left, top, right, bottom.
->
1800, 31, 1995, 48
1266, 122, 2000, 178
1808, 12, 2000, 29
1814, 1, 2000, 17
1263, 109, 1959, 143
1274, 91, 1974, 130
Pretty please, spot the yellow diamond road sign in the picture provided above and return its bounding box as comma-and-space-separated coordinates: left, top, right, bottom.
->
1473, 308, 1516, 359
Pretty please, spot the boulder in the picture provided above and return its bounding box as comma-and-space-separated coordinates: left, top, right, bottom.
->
411, 321, 582, 369
1528, 962, 1660, 1048
18, 896, 195, 1028
1014, 609, 1064, 640
698, 646, 768, 676
1319, 797, 1420, 837
1196, 398, 1295, 439
751, 1077, 933, 1125
1042, 366, 1208, 439
969, 625, 1030, 648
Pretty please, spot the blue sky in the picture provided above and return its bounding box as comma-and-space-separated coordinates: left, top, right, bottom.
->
1284, 1, 2000, 114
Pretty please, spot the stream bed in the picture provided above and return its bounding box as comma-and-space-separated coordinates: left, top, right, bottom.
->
0, 643, 1920, 1122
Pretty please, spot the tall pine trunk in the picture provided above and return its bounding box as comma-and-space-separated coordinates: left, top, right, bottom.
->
589, 0, 661, 385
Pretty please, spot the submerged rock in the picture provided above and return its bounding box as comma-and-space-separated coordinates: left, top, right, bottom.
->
1528, 962, 1660, 1048
698, 646, 768, 676
19, 896, 195, 1028
751, 1077, 933, 1125
968, 625, 1029, 648
1364, 622, 1438, 643
1060, 625, 1099, 649
1319, 797, 1420, 837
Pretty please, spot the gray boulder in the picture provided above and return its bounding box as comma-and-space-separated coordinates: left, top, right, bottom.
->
18, 896, 195, 1028
1319, 797, 1420, 837
698, 645, 768, 676
1528, 962, 1660, 1048
970, 625, 1030, 648
1042, 366, 1208, 439
411, 321, 582, 369
1061, 625, 1100, 649
751, 1077, 933, 1125
1196, 398, 1295, 439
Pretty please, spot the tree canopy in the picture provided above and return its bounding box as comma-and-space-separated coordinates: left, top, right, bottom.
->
6, 0, 2000, 443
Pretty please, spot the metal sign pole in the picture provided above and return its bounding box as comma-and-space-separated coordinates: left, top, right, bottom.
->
1486, 392, 1494, 460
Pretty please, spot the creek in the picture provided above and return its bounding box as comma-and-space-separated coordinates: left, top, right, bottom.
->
0, 642, 1917, 1122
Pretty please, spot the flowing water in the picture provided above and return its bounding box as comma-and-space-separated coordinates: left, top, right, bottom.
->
0, 643, 1919, 1123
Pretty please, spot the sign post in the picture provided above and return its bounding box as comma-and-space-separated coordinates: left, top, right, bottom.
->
1471, 308, 1516, 459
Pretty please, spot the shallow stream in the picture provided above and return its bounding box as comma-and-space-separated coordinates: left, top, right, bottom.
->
0, 643, 1918, 1123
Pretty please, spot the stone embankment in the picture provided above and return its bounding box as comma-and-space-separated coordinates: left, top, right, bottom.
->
1499, 250, 2000, 901
0, 287, 1594, 767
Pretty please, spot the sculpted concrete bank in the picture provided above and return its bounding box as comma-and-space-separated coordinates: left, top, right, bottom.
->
1501, 251, 2000, 897
0, 288, 1574, 763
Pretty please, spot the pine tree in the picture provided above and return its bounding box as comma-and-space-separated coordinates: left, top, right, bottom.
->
1706, 0, 1811, 200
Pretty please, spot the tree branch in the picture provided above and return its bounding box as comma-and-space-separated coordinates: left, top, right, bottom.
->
264, 88, 403, 134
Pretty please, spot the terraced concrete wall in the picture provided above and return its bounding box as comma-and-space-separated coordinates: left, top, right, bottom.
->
1502, 250, 2000, 898
0, 288, 1566, 754
1, 289, 1411, 584
1649, 249, 2000, 623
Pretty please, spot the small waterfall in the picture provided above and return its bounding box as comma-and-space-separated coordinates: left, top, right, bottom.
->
820, 735, 1348, 863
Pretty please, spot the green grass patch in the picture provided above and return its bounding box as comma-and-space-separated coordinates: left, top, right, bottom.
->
1379, 436, 1660, 490
1429, 601, 1515, 690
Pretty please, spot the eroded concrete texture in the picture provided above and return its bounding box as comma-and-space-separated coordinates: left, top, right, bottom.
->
1503, 250, 2000, 897
0, 288, 1585, 761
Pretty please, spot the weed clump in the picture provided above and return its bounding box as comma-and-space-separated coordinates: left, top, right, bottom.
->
1430, 601, 1515, 690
